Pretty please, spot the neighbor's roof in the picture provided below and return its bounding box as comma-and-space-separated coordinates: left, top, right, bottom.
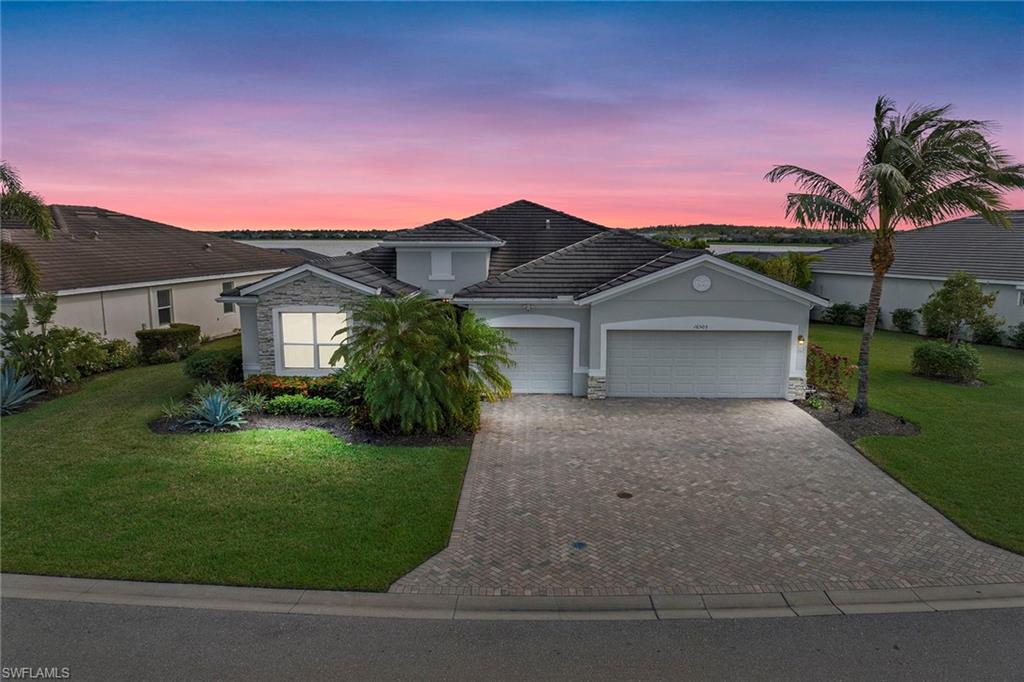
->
1, 205, 303, 295
812, 211, 1024, 283
455, 230, 704, 299
381, 218, 503, 244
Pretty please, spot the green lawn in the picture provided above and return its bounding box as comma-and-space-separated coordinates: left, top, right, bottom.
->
0, 350, 470, 591
810, 323, 1024, 554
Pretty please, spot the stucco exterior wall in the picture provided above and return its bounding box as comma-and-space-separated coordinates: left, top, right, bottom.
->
811, 272, 1023, 340
468, 304, 591, 396
587, 262, 811, 396
1, 274, 267, 341
395, 248, 490, 297
253, 272, 368, 375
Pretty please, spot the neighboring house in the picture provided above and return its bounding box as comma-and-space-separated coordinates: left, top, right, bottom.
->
1, 205, 302, 340
810, 211, 1024, 337
223, 200, 826, 400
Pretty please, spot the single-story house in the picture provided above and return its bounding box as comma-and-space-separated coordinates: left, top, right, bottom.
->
810, 211, 1024, 338
221, 200, 827, 399
1, 205, 302, 340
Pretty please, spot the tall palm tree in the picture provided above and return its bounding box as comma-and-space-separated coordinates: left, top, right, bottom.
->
1, 161, 55, 299
766, 97, 1024, 416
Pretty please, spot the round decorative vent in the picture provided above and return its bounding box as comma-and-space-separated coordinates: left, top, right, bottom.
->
692, 274, 712, 292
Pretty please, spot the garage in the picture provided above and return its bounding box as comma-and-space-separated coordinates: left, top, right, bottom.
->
606, 330, 789, 398
501, 327, 574, 394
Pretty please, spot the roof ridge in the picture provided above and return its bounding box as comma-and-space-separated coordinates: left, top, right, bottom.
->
445, 218, 503, 242
575, 249, 685, 300
461, 199, 611, 231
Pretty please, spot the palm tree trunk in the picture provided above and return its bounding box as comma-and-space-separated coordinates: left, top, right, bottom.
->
852, 232, 894, 417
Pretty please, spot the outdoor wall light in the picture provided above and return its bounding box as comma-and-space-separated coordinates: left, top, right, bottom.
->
797, 335, 806, 346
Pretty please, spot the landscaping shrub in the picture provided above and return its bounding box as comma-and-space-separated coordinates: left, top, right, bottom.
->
1009, 322, 1024, 350
0, 297, 116, 392
911, 341, 981, 383
136, 323, 201, 363
186, 391, 247, 432
183, 348, 243, 383
338, 295, 513, 434
920, 272, 1001, 345
0, 367, 45, 415
266, 394, 344, 418
237, 392, 268, 414
822, 302, 856, 325
890, 308, 918, 334
850, 303, 870, 329
100, 339, 141, 371
148, 348, 180, 364
969, 317, 1003, 346
243, 374, 310, 398
806, 343, 855, 400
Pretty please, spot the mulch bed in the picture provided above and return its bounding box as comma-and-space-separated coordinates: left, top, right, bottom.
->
149, 414, 473, 447
799, 399, 919, 444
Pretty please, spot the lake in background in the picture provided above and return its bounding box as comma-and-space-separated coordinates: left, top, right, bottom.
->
237, 239, 380, 256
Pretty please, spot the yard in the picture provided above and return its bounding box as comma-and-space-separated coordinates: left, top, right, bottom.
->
0, 339, 470, 591
811, 323, 1024, 555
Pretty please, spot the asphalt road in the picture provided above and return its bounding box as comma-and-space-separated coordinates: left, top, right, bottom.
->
2, 598, 1022, 681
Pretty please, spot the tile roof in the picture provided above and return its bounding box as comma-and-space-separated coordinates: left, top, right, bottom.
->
461, 200, 608, 275
455, 229, 704, 299
381, 218, 502, 244
223, 254, 418, 298
1, 205, 302, 295
812, 211, 1024, 283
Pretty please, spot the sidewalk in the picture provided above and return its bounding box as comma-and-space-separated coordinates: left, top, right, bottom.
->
4, 573, 1022, 621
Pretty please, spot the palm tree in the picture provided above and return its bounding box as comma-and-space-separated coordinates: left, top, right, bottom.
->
1, 161, 55, 298
766, 97, 1024, 416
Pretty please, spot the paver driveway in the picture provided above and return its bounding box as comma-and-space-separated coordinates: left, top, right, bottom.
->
391, 396, 1024, 596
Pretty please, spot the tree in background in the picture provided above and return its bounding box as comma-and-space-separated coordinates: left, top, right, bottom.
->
1, 162, 55, 299
920, 272, 1001, 346
766, 97, 1024, 416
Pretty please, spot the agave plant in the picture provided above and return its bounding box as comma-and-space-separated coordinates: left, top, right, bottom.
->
185, 391, 247, 432
0, 366, 45, 415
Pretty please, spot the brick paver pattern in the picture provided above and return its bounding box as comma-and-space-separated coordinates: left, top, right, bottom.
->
391, 396, 1024, 596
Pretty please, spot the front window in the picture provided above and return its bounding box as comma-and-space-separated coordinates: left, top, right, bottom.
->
156, 289, 173, 325
280, 311, 347, 371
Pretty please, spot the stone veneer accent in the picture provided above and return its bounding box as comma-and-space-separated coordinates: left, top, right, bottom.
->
786, 376, 807, 401
255, 273, 369, 374
586, 375, 607, 400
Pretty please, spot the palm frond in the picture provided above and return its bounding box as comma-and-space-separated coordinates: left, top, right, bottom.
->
782, 193, 869, 231
0, 240, 42, 297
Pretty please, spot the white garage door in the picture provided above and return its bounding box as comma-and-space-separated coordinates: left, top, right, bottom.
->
501, 327, 573, 394
606, 330, 789, 398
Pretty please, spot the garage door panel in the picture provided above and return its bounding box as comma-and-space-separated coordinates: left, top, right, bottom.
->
607, 330, 788, 398
502, 327, 573, 394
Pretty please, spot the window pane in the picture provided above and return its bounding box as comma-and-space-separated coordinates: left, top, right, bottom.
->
157, 307, 172, 325
221, 281, 234, 293
223, 301, 235, 314
280, 313, 314, 343
156, 289, 171, 307
319, 345, 343, 368
316, 312, 347, 344
282, 344, 315, 369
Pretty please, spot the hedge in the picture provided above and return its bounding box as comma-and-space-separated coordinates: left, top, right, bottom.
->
183, 347, 243, 383
911, 341, 981, 383
136, 323, 201, 363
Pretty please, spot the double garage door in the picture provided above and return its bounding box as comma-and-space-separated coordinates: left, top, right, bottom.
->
499, 327, 790, 398
606, 330, 789, 398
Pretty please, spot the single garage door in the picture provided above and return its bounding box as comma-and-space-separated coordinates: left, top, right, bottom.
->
606, 330, 788, 398
501, 327, 573, 394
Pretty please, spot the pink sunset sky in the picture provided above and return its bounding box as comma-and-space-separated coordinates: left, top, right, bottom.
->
3, 3, 1022, 231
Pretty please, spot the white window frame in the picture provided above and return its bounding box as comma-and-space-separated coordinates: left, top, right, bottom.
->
222, 281, 236, 313
272, 305, 351, 376
155, 288, 174, 326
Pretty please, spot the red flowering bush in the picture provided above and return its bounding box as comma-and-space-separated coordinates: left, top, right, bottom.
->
806, 344, 856, 400
243, 374, 310, 398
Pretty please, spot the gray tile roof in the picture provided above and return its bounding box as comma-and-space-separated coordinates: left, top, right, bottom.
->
812, 211, 1024, 283
223, 254, 418, 298
1, 205, 302, 294
461, 199, 608, 275
381, 218, 502, 244
455, 230, 704, 299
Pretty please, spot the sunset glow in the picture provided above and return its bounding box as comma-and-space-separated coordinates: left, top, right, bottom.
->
3, 2, 1022, 230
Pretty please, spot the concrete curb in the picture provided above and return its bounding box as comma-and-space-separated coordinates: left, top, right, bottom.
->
3, 573, 1022, 621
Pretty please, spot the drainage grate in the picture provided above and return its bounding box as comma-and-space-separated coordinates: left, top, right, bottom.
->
617, 491, 634, 499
